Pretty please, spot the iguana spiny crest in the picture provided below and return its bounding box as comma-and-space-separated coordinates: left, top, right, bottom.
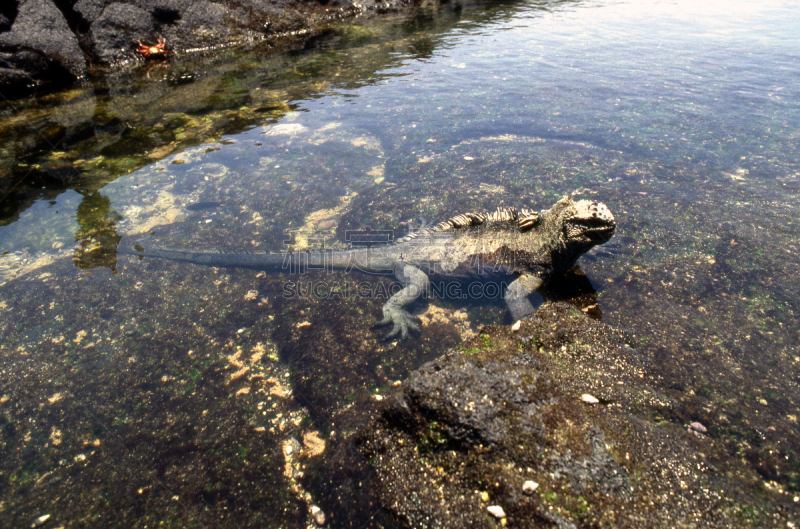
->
395, 195, 615, 249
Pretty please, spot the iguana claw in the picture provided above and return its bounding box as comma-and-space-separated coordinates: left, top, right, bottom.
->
374, 306, 420, 340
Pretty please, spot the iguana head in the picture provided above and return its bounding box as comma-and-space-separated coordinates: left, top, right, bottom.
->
544, 195, 616, 260
565, 198, 615, 243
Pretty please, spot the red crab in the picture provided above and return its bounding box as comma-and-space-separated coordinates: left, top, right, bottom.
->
136, 38, 169, 59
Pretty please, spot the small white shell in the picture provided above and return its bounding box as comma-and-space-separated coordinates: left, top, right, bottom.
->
581, 394, 600, 404
32, 515, 51, 527
522, 480, 539, 494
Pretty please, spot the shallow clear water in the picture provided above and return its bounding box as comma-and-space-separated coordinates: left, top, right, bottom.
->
2, 0, 800, 525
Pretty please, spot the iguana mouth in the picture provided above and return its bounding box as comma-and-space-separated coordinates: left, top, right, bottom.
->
590, 224, 616, 242
569, 218, 616, 242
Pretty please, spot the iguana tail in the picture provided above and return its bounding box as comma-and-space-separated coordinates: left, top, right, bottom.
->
122, 246, 292, 271
121, 245, 391, 274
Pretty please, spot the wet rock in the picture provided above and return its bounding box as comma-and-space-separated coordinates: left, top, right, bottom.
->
0, 0, 87, 95
0, 0, 450, 97
350, 303, 795, 527
88, 3, 153, 64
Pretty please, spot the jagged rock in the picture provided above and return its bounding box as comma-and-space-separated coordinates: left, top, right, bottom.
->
342, 303, 795, 527
0, 0, 417, 97
0, 0, 86, 95
88, 3, 153, 64
74, 0, 240, 66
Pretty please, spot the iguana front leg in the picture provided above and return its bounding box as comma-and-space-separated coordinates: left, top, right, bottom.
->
374, 264, 430, 340
504, 273, 544, 322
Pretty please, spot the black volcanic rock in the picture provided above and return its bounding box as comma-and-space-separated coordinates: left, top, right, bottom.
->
0, 0, 86, 95
0, 0, 414, 97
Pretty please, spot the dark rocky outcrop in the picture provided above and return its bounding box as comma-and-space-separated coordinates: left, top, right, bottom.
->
305, 303, 797, 527
0, 0, 412, 96
0, 0, 87, 96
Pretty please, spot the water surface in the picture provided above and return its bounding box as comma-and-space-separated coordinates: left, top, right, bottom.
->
1, 0, 800, 526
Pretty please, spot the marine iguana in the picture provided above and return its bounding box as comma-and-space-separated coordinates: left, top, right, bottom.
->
127, 195, 615, 339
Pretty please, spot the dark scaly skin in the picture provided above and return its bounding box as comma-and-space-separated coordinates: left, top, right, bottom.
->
125, 195, 616, 339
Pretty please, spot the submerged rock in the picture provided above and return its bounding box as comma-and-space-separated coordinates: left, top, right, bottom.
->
346, 303, 796, 528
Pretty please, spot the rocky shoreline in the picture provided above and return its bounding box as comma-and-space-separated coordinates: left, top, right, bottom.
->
0, 0, 421, 97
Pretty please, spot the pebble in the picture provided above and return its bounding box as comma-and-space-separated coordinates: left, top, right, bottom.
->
689, 422, 707, 433
522, 480, 539, 494
31, 515, 50, 527
581, 394, 599, 404
311, 505, 326, 525
487, 505, 506, 519
511, 320, 521, 331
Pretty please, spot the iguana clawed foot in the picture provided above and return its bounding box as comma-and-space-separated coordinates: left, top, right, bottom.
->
373, 305, 421, 340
